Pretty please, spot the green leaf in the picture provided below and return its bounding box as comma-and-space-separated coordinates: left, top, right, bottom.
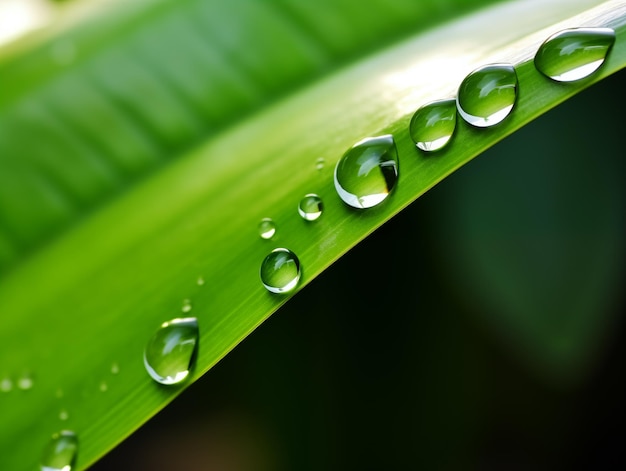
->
0, 0, 624, 469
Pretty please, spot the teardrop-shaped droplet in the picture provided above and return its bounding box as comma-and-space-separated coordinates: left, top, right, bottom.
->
258, 218, 276, 240
143, 317, 199, 385
534, 27, 615, 82
409, 99, 457, 152
260, 248, 301, 294
298, 194, 324, 221
40, 430, 78, 471
457, 63, 518, 127
334, 135, 399, 209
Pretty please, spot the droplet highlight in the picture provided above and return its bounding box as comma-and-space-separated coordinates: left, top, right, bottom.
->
260, 248, 301, 294
258, 218, 276, 240
143, 317, 199, 385
298, 194, 324, 221
40, 430, 78, 471
334, 134, 399, 209
457, 63, 518, 127
409, 99, 457, 152
534, 27, 615, 82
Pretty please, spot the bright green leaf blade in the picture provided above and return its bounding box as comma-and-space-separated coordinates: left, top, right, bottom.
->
1, 0, 625, 470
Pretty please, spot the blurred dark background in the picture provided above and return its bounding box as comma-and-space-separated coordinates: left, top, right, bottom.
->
92, 70, 625, 470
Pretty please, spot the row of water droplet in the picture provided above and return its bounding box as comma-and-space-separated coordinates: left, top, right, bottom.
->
38, 26, 616, 471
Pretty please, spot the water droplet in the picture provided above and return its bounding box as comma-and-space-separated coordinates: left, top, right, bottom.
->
298, 194, 324, 221
59, 409, 69, 421
196, 276, 205, 286
258, 218, 276, 240
143, 317, 199, 385
260, 248, 301, 294
110, 363, 119, 375
457, 63, 518, 127
40, 430, 78, 471
99, 381, 108, 392
334, 134, 399, 209
0, 377, 12, 392
17, 373, 34, 390
55, 389, 64, 399
181, 299, 192, 313
409, 99, 457, 152
534, 27, 615, 82
315, 157, 325, 171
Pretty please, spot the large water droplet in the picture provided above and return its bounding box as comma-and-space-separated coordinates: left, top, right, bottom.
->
298, 194, 324, 221
457, 63, 518, 127
143, 317, 199, 385
258, 218, 276, 240
260, 248, 301, 294
409, 99, 457, 152
40, 430, 78, 471
334, 135, 399, 209
534, 27, 615, 82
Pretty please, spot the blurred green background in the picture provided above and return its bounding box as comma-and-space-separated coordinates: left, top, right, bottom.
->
92, 70, 625, 470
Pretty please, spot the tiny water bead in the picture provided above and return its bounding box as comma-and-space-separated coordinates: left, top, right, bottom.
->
409, 99, 457, 152
40, 430, 78, 471
315, 157, 325, 171
260, 248, 301, 294
181, 299, 192, 313
143, 317, 199, 385
534, 27, 615, 82
110, 363, 119, 375
59, 409, 69, 421
457, 63, 518, 127
17, 373, 34, 390
99, 381, 108, 392
0, 377, 12, 392
196, 276, 205, 286
258, 218, 276, 239
334, 134, 399, 209
298, 194, 324, 221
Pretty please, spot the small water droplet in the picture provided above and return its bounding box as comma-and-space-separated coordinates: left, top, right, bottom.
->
409, 99, 457, 152
298, 194, 324, 221
196, 276, 205, 286
99, 381, 108, 392
534, 27, 615, 82
59, 409, 69, 421
143, 317, 199, 385
17, 373, 34, 390
110, 363, 119, 375
40, 430, 78, 471
334, 134, 399, 209
181, 299, 192, 313
457, 63, 518, 127
0, 377, 12, 392
55, 389, 64, 399
258, 218, 277, 239
260, 248, 301, 294
315, 157, 325, 171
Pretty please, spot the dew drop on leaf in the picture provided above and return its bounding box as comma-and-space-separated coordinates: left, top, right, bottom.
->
409, 98, 457, 152
260, 248, 301, 294
298, 194, 324, 221
457, 63, 517, 127
143, 318, 199, 385
40, 430, 78, 471
534, 27, 615, 82
334, 134, 399, 209
258, 218, 276, 240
